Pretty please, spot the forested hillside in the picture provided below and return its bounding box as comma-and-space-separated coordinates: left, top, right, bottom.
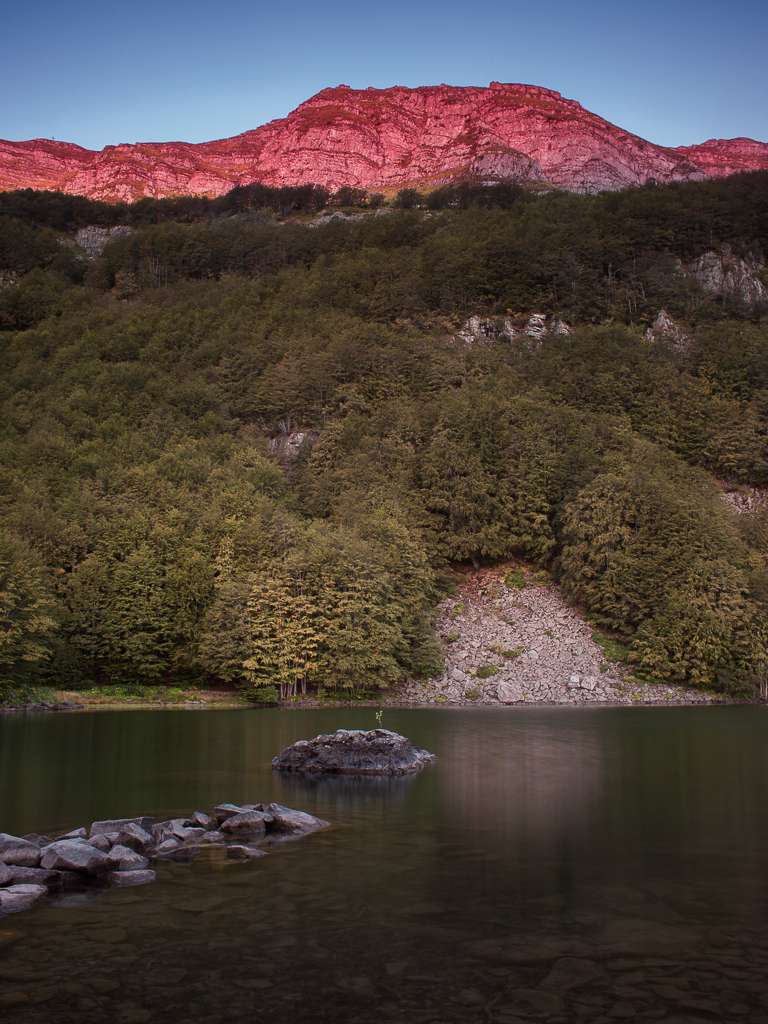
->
1, 175, 767, 700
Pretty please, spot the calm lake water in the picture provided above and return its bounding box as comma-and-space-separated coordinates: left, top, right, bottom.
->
1, 705, 767, 1023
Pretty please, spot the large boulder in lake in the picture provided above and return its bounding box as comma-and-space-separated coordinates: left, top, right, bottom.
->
272, 728, 436, 775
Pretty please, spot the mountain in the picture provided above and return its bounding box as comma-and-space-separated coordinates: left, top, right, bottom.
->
1, 83, 767, 202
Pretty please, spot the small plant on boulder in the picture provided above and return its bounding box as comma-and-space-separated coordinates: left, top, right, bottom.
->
474, 665, 498, 679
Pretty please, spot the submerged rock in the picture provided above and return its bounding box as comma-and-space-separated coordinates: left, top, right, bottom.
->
104, 869, 156, 887
0, 884, 48, 913
272, 728, 436, 775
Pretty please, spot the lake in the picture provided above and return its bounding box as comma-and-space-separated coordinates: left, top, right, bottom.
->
1, 705, 767, 1023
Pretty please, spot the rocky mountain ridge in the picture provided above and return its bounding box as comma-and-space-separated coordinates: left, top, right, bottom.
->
1, 83, 767, 202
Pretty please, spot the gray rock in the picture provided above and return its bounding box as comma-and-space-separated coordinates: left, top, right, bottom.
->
171, 825, 208, 842
0, 863, 13, 886
513, 989, 566, 1015
194, 830, 227, 845
220, 811, 270, 835
46, 889, 104, 907
151, 819, 188, 842
40, 840, 111, 875
154, 846, 200, 864
89, 817, 153, 838
0, 835, 42, 867
108, 845, 149, 871
184, 811, 218, 831
272, 729, 436, 775
226, 844, 267, 859
22, 833, 54, 847
7, 866, 62, 887
539, 957, 607, 994
266, 803, 330, 834
87, 834, 112, 852
114, 824, 153, 854
154, 838, 181, 855
214, 803, 246, 824
58, 827, 87, 841
104, 869, 156, 887
75, 225, 134, 259
0, 884, 48, 913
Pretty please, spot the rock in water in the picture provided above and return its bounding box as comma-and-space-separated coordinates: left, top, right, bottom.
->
0, 835, 43, 867
272, 729, 436, 775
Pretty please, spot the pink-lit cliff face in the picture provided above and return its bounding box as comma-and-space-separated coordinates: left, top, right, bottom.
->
1, 84, 767, 203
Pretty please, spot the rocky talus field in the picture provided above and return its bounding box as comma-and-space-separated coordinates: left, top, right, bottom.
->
391, 566, 715, 708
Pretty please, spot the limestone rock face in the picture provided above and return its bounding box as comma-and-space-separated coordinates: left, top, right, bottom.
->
644, 310, 694, 353
272, 728, 436, 775
1, 83, 766, 202
672, 137, 768, 178
684, 245, 768, 305
74, 225, 134, 258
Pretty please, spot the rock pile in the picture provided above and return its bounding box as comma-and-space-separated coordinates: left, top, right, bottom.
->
0, 697, 82, 713
0, 802, 328, 918
273, 729, 436, 774
390, 564, 718, 707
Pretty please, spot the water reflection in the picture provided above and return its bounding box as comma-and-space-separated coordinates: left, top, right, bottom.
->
0, 705, 767, 1024
438, 709, 603, 842
275, 769, 419, 806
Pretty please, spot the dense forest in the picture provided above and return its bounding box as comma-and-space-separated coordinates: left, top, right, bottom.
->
1, 174, 767, 701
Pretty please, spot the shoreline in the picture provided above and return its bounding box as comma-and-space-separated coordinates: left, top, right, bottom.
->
3, 565, 762, 715
2, 695, 762, 714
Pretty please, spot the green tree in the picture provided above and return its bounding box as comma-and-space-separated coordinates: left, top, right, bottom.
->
0, 533, 58, 690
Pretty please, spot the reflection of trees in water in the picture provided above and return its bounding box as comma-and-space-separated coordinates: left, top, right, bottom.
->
274, 768, 417, 808
439, 712, 604, 845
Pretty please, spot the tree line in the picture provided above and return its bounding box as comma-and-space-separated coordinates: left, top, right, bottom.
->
1, 172, 767, 699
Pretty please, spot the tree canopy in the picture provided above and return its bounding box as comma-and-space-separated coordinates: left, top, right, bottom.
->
0, 173, 767, 697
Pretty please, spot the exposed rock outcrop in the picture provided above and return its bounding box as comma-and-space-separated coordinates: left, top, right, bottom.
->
272, 729, 436, 774
672, 137, 768, 178
74, 225, 134, 258
268, 429, 318, 466
721, 488, 768, 515
456, 313, 571, 346
684, 245, 768, 305
1, 83, 766, 203
644, 309, 694, 353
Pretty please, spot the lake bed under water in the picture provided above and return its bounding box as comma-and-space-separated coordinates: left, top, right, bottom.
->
0, 705, 767, 1023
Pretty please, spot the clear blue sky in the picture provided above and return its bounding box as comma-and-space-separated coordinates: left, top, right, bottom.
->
3, 0, 766, 151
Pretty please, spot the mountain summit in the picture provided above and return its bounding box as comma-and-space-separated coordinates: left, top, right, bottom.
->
1, 83, 766, 202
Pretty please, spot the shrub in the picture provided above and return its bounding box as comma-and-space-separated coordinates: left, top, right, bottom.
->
505, 568, 526, 590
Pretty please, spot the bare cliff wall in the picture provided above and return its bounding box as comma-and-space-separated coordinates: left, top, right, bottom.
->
1, 83, 767, 203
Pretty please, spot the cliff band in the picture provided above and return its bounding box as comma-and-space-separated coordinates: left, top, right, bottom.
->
1, 83, 767, 202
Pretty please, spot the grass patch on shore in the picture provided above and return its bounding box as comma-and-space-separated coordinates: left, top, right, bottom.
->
591, 630, 631, 665
51, 685, 243, 706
